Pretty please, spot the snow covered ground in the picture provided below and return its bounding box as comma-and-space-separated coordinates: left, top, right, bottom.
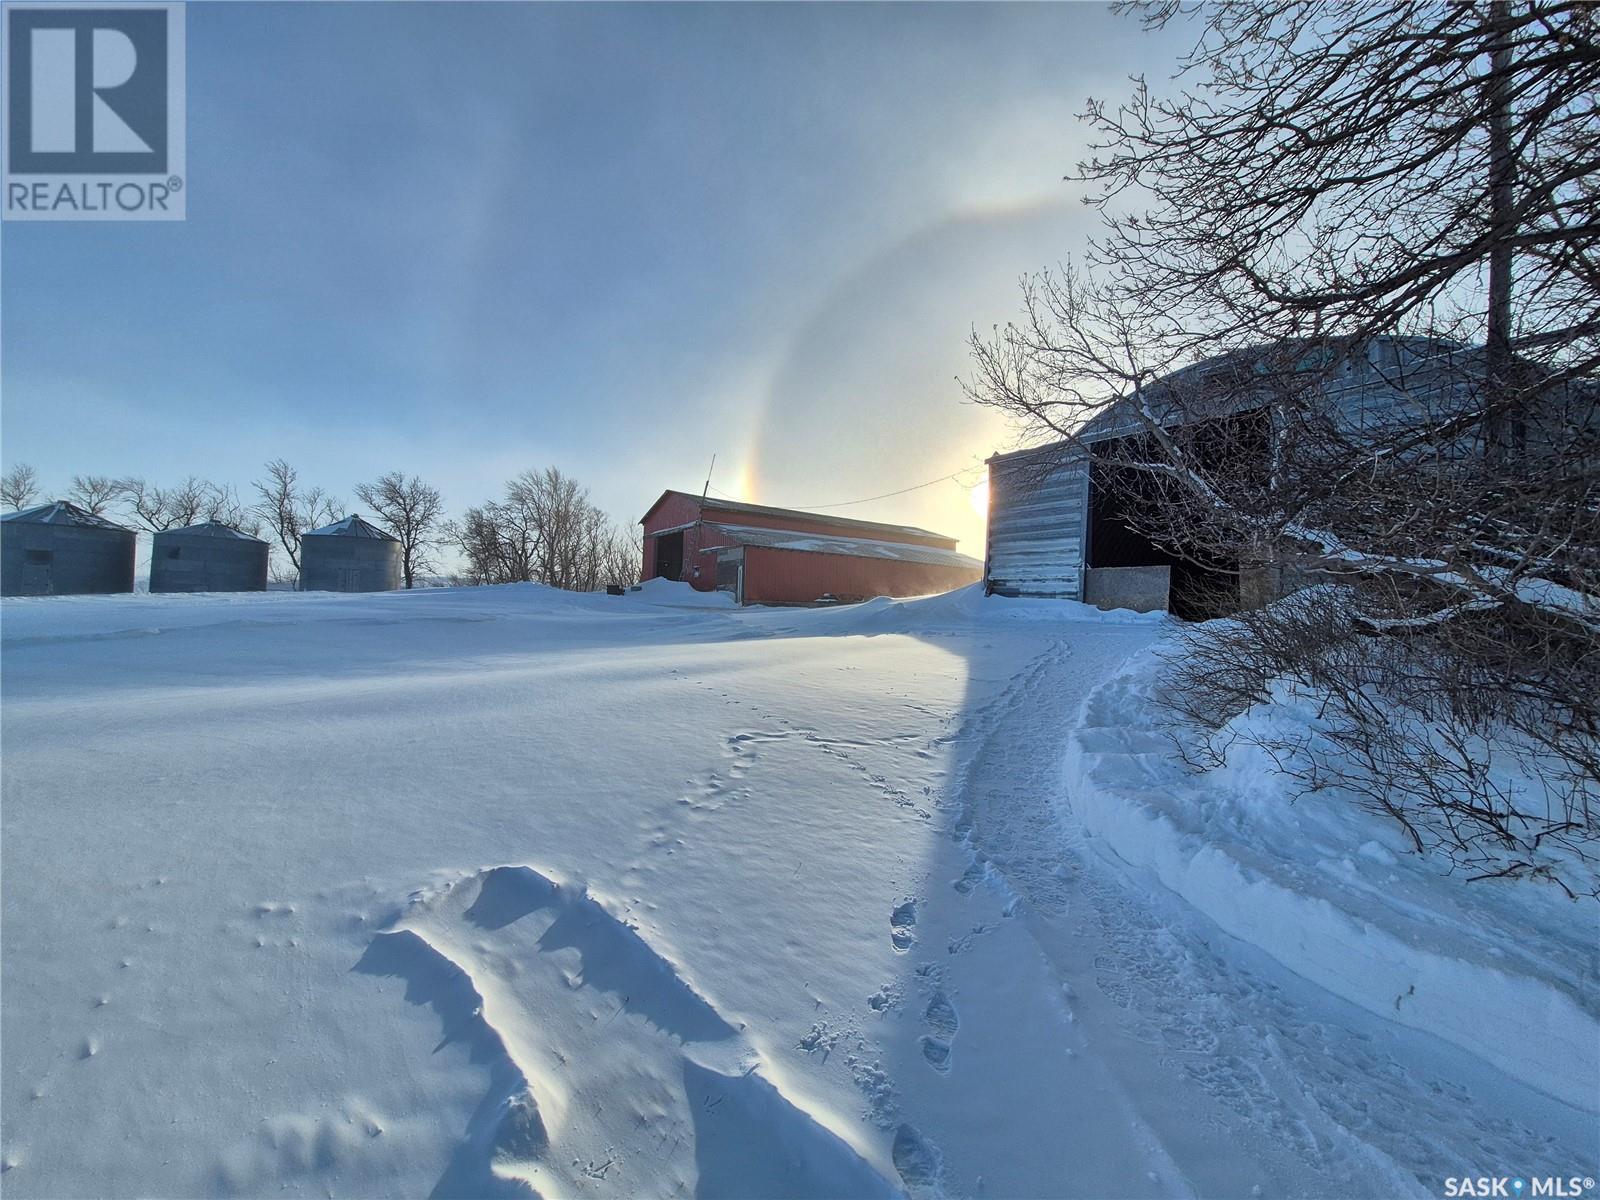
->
1, 581, 1594, 1198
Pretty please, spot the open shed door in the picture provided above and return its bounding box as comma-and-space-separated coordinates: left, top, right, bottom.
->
714, 547, 744, 604
653, 531, 685, 582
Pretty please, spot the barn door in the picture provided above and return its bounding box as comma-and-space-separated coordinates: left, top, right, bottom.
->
654, 532, 684, 581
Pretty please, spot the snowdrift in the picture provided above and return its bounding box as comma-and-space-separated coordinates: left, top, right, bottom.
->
1065, 643, 1600, 1113
749, 582, 1168, 638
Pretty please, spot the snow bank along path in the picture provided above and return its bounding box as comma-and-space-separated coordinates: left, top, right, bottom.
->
1065, 646, 1599, 1115
2, 582, 1594, 1197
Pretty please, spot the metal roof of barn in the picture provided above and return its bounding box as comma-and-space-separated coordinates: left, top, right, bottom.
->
639, 489, 955, 546
698, 522, 981, 569
1, 501, 131, 530
304, 514, 397, 540
985, 336, 1488, 468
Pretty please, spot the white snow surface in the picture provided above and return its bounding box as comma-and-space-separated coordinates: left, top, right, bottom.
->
1066, 646, 1600, 1112
2, 582, 1594, 1199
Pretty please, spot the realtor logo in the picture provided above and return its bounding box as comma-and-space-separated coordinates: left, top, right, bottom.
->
3, 2, 185, 219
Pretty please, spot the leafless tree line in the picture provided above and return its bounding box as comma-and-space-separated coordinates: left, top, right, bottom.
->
444, 466, 641, 591
3, 466, 261, 533
967, 1, 1599, 890
2, 459, 641, 593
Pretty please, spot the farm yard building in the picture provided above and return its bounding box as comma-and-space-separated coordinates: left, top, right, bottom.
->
640, 490, 981, 605
299, 515, 403, 592
150, 522, 270, 593
1, 502, 137, 597
984, 337, 1543, 617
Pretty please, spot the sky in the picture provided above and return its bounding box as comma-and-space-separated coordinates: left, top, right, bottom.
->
1, 2, 1189, 559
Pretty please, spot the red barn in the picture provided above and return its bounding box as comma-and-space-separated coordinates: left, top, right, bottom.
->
639, 490, 982, 605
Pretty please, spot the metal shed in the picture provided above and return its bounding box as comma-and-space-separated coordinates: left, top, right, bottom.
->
1, 501, 137, 596
983, 337, 1485, 615
299, 514, 402, 592
149, 522, 269, 593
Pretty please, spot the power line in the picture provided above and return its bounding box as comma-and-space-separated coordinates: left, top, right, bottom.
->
706, 463, 986, 511
795, 469, 975, 510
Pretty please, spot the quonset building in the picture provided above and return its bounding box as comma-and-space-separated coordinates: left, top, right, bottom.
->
299, 515, 402, 592
983, 337, 1576, 617
1, 502, 137, 596
149, 522, 270, 593
640, 490, 981, 605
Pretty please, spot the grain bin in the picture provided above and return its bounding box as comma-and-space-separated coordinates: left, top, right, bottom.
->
149, 522, 269, 593
299, 514, 401, 592
1, 501, 137, 596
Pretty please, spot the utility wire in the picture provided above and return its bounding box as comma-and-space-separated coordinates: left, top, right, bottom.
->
706, 463, 986, 511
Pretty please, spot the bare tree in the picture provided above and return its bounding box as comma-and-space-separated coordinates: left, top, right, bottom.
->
354, 472, 444, 589
1, 463, 41, 511
120, 476, 205, 531
204, 484, 262, 536
120, 476, 264, 536
66, 474, 121, 517
250, 460, 343, 581
445, 467, 638, 590
600, 522, 643, 588
967, 1, 1600, 888
1072, 0, 1598, 385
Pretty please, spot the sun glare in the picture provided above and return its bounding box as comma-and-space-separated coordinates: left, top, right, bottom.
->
968, 478, 989, 517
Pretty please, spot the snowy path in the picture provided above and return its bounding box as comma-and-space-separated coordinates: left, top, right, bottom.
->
1, 583, 1592, 1198
880, 633, 1595, 1199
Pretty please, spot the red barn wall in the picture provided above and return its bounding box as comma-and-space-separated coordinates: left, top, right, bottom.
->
642, 493, 965, 592
741, 546, 981, 605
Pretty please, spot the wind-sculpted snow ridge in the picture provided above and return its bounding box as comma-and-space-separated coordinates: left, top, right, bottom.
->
357, 864, 897, 1199
1064, 646, 1600, 1114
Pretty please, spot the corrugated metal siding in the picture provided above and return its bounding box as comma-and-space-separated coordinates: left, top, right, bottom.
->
984, 448, 1090, 599
150, 529, 269, 593
0, 522, 136, 596
300, 535, 402, 592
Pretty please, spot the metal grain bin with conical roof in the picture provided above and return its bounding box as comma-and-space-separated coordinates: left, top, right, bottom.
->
1, 502, 137, 596
149, 522, 270, 593
298, 514, 401, 592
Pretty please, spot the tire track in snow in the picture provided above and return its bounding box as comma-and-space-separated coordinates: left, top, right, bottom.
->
942, 633, 1589, 1197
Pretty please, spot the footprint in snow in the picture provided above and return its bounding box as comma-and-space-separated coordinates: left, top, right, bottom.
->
891, 1123, 943, 1191
953, 861, 987, 894
890, 901, 917, 952
920, 991, 958, 1073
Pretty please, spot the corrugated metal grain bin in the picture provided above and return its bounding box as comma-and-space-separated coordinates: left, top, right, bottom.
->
149, 522, 269, 593
1, 501, 137, 596
299, 514, 401, 592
